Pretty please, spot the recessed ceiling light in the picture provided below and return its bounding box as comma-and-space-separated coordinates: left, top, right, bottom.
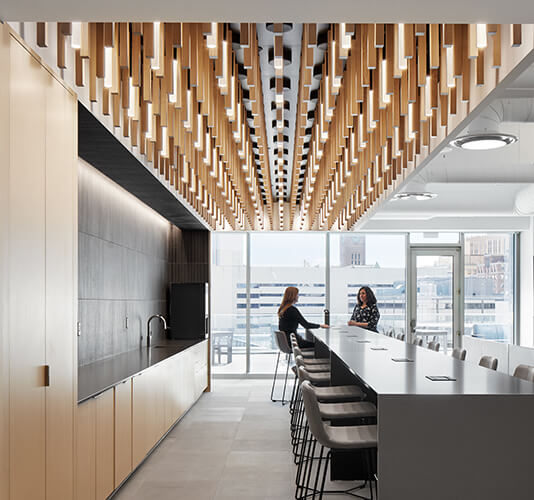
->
450, 133, 517, 150
392, 192, 438, 201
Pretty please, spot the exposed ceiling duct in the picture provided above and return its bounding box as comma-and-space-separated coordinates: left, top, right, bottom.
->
465, 98, 534, 134
514, 184, 534, 215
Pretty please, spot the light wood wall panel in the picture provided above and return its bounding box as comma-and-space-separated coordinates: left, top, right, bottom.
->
9, 34, 47, 500
0, 23, 10, 500
0, 23, 77, 500
44, 57, 77, 500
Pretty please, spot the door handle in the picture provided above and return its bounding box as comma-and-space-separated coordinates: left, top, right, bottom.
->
44, 365, 50, 387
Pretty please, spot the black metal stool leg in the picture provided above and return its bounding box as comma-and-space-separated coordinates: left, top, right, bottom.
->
270, 351, 281, 402
311, 445, 325, 499
281, 354, 291, 405
318, 451, 331, 500
289, 374, 298, 413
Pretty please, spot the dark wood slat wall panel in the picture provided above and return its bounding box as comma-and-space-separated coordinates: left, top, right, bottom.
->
169, 228, 210, 284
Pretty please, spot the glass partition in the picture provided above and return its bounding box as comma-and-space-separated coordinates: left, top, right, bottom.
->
330, 234, 406, 335
464, 233, 514, 343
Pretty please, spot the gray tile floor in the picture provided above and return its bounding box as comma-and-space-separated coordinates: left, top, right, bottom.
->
114, 379, 371, 500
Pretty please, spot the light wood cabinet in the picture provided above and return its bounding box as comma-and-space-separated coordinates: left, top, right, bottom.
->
0, 24, 77, 500
76, 400, 96, 500
131, 369, 156, 467
192, 342, 209, 400
76, 387, 115, 500
114, 380, 132, 488
95, 389, 115, 500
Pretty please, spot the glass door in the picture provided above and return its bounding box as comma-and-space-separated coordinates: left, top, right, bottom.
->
409, 247, 462, 353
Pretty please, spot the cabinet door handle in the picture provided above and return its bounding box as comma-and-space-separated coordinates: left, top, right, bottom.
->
44, 365, 50, 387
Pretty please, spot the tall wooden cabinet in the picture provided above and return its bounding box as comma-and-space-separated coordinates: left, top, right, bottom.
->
0, 24, 77, 500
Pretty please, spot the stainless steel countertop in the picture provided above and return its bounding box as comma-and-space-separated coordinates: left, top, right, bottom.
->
78, 339, 205, 403
314, 327, 534, 396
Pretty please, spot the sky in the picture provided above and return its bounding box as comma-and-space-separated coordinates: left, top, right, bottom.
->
246, 233, 406, 268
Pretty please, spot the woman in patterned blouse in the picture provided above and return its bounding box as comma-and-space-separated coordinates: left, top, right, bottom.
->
348, 286, 380, 332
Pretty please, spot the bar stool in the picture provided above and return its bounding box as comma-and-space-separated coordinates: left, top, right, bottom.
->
288, 337, 329, 414
270, 331, 294, 404
299, 380, 378, 500
291, 362, 365, 458
513, 364, 534, 382
427, 341, 440, 352
293, 345, 330, 366
295, 355, 330, 382
411, 337, 423, 346
479, 355, 498, 370
396, 333, 405, 341
293, 365, 372, 489
452, 348, 467, 361
290, 333, 315, 358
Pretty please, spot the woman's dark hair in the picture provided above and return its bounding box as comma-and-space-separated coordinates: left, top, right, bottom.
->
357, 286, 377, 306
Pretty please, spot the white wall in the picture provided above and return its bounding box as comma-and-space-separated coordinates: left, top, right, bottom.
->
519, 219, 534, 346
463, 336, 534, 375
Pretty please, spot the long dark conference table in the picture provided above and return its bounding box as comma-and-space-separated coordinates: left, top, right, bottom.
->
312, 326, 534, 500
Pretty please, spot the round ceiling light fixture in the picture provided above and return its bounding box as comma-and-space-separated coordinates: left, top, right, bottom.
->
450, 133, 517, 151
392, 192, 438, 201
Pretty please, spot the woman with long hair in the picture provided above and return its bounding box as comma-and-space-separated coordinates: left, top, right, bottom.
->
278, 286, 329, 347
348, 286, 380, 332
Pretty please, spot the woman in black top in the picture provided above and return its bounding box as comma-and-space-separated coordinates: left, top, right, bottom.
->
348, 286, 380, 332
278, 286, 329, 348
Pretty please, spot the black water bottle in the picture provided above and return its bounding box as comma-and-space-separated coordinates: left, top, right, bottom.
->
324, 309, 330, 326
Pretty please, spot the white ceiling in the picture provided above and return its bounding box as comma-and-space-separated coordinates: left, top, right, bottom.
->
2, 0, 534, 22
363, 63, 534, 231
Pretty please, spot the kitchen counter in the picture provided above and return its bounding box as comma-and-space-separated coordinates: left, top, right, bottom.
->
78, 339, 205, 403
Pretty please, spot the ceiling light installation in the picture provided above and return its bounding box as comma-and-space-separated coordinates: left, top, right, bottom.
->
31, 22, 529, 232
450, 133, 518, 150
258, 22, 301, 230
274, 25, 285, 228
393, 192, 438, 201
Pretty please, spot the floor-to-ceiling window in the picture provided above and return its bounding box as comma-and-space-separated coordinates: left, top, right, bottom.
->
464, 233, 515, 343
249, 233, 326, 373
211, 233, 247, 374
330, 234, 407, 334
211, 231, 516, 375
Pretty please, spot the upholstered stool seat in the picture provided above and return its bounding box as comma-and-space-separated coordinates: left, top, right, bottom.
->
319, 401, 376, 421
313, 385, 365, 402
